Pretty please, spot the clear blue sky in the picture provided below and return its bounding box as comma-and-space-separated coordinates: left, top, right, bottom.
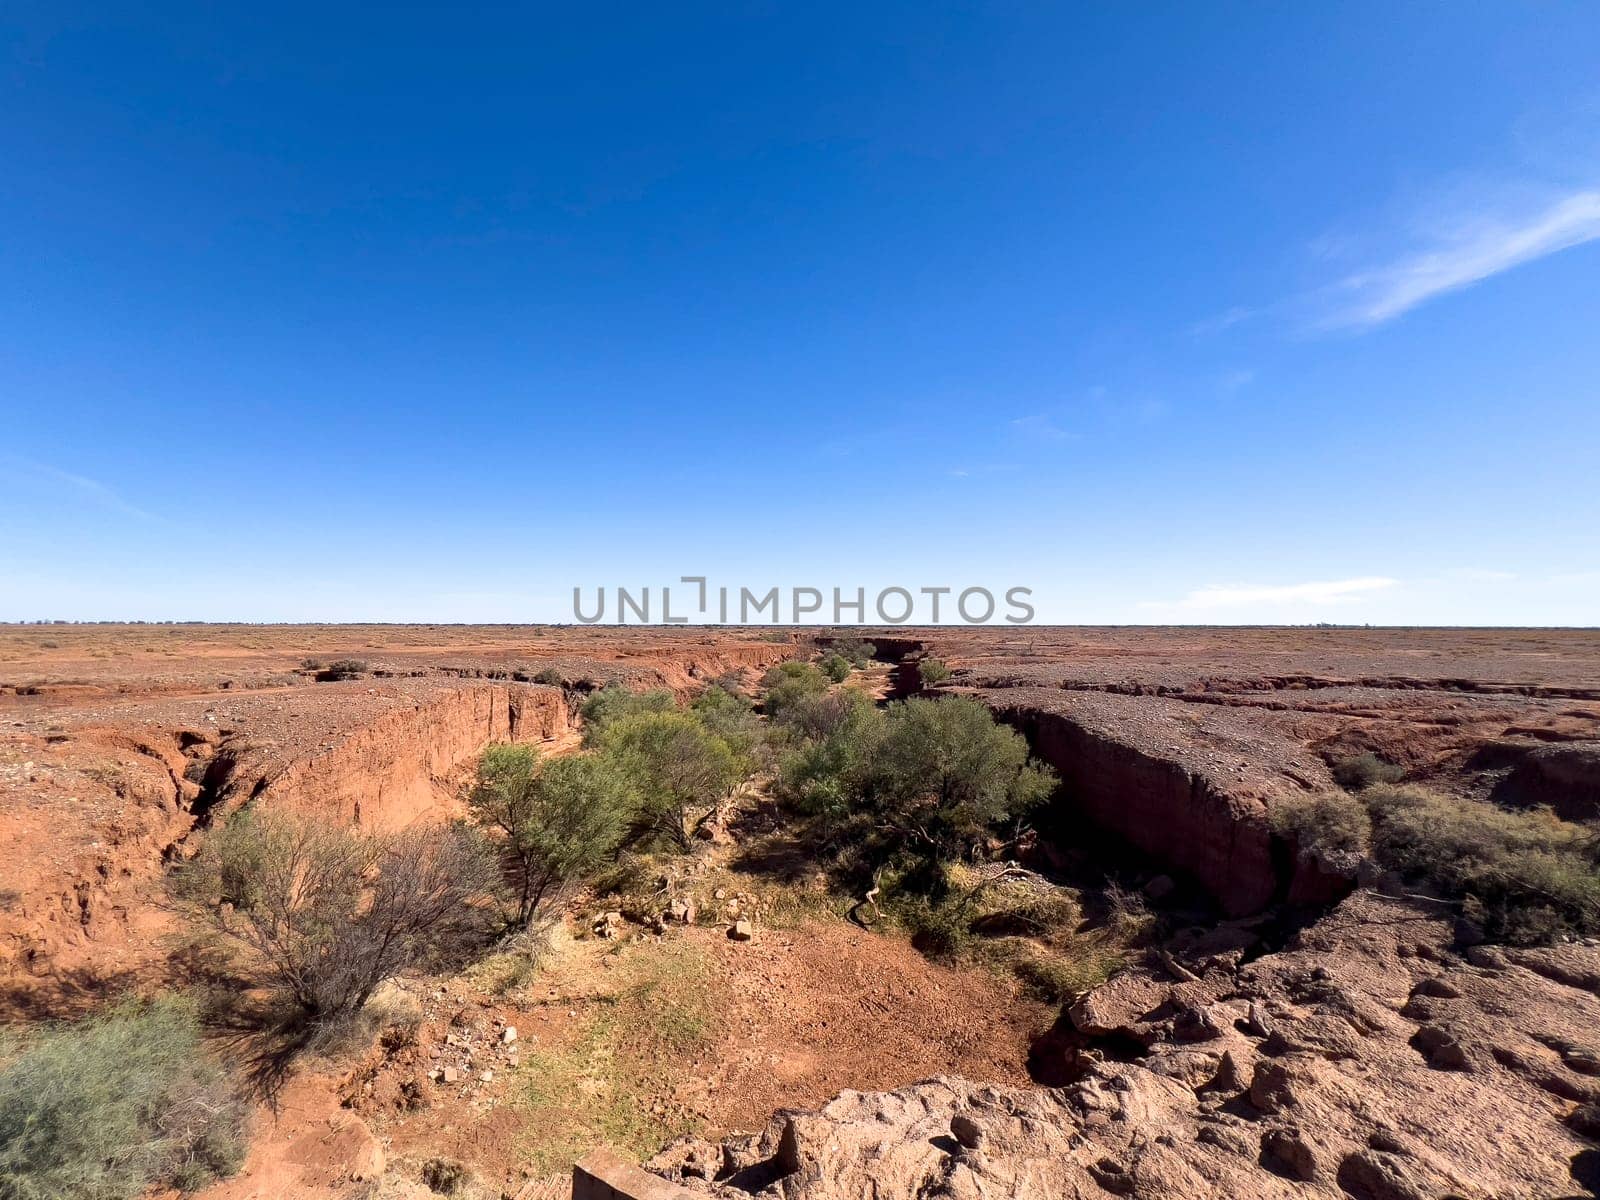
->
3, 3, 1597, 624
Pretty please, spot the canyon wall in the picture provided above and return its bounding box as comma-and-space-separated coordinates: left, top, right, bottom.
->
981, 689, 1320, 916
255, 683, 572, 829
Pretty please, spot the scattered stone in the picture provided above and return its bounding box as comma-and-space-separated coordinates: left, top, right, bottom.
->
1243, 1001, 1274, 1039
729, 919, 754, 941
1248, 1061, 1298, 1113
1335, 1149, 1434, 1200
1563, 1046, 1600, 1076
501, 1025, 518, 1045
1208, 1049, 1249, 1094
1261, 1127, 1317, 1181
1367, 1128, 1410, 1155
1568, 1102, 1600, 1139
950, 1112, 985, 1150
1414, 1024, 1470, 1070
1143, 875, 1176, 902
1412, 976, 1461, 999
1172, 1003, 1226, 1042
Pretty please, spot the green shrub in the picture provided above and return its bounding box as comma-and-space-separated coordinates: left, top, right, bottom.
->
831, 638, 876, 668
818, 652, 853, 684
761, 662, 831, 721
532, 668, 565, 686
0, 997, 247, 1200
1270, 790, 1372, 856
690, 683, 765, 769
1331, 751, 1404, 791
1362, 783, 1600, 945
316, 658, 368, 681
468, 745, 636, 929
579, 686, 677, 745
772, 691, 882, 816
865, 696, 1055, 862
917, 657, 952, 686
772, 695, 1054, 875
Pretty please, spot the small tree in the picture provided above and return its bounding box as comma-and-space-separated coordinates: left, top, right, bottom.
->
761, 661, 830, 721
579, 686, 677, 745
865, 696, 1054, 863
691, 682, 765, 770
178, 809, 499, 1021
597, 711, 741, 848
917, 657, 952, 686
832, 638, 877, 668
468, 744, 636, 929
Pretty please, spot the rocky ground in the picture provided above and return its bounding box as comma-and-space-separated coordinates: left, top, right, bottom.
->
652, 888, 1600, 1198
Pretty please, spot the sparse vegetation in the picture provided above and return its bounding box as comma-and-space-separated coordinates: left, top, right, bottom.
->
885, 863, 1146, 1003
532, 667, 565, 686
0, 997, 247, 1200
175, 808, 500, 1023
516, 941, 712, 1175
1270, 789, 1372, 855
1275, 782, 1600, 945
316, 658, 368, 681
831, 638, 876, 668
917, 657, 952, 686
1330, 751, 1405, 791
1363, 783, 1600, 945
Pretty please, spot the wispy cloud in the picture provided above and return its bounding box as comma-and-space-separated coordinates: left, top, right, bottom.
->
0, 457, 161, 522
1141, 576, 1398, 611
1189, 305, 1259, 338
1320, 188, 1600, 329
1219, 368, 1256, 394
1007, 413, 1075, 441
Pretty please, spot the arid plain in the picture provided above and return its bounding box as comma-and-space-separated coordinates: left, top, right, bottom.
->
3, 623, 1600, 1199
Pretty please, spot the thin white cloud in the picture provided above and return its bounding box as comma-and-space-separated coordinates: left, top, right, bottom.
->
1189, 305, 1259, 338
1322, 188, 1600, 329
1141, 576, 1398, 611
0, 457, 161, 522
1446, 567, 1517, 582
1008, 413, 1075, 441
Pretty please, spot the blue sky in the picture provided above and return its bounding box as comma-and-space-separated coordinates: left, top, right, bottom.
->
2, 3, 1598, 624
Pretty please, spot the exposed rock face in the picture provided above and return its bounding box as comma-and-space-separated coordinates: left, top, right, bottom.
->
254, 682, 570, 829
650, 891, 1600, 1199
1495, 741, 1600, 821
982, 689, 1335, 915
